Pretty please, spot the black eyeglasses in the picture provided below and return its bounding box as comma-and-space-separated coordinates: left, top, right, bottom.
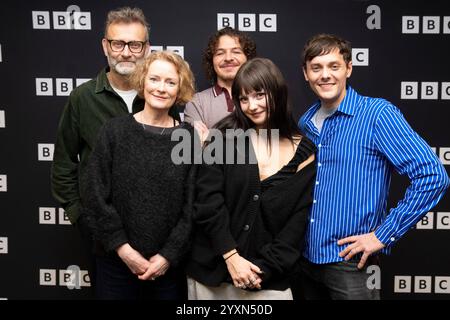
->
106, 39, 147, 53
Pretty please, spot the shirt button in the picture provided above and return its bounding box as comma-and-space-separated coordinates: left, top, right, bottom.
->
243, 224, 250, 231
253, 194, 259, 201
316, 181, 319, 185
313, 200, 317, 204
318, 163, 322, 167
390, 237, 395, 242
318, 144, 322, 148
311, 219, 315, 223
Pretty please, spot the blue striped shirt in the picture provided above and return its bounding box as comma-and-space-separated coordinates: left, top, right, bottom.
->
299, 86, 449, 264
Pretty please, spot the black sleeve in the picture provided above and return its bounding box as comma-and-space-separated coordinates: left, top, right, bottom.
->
80, 124, 128, 253
51, 95, 82, 223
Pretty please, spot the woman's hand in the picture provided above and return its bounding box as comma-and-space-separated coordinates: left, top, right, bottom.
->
116, 243, 150, 275
224, 253, 263, 290
138, 254, 170, 281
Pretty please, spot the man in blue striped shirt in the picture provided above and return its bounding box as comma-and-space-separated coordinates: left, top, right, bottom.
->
297, 34, 449, 300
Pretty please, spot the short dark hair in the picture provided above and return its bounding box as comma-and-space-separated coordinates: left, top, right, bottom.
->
203, 27, 257, 83
302, 34, 351, 68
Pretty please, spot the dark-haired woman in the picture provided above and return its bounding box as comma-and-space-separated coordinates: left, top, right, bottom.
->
186, 58, 316, 300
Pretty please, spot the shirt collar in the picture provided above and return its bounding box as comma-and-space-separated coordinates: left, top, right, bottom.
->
303, 85, 362, 124
213, 83, 228, 97
335, 85, 361, 116
95, 67, 115, 94
213, 83, 234, 112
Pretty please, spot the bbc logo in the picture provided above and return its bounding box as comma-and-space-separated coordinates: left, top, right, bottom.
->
402, 16, 450, 34
416, 212, 450, 229
0, 110, 5, 128
352, 48, 369, 66
39, 207, 71, 225
431, 147, 450, 166
0, 237, 8, 254
218, 13, 277, 32
36, 78, 90, 96
38, 144, 54, 161
0, 175, 7, 192
32, 10, 91, 30
401, 82, 450, 100
151, 46, 184, 59
39, 267, 91, 288
395, 276, 450, 294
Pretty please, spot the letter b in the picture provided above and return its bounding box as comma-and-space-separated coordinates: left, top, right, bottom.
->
32, 11, 50, 29
217, 14, 235, 29
402, 16, 419, 33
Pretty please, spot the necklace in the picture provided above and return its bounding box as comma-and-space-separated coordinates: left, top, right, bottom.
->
140, 112, 167, 135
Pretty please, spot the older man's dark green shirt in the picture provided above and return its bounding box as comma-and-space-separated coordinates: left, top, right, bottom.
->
51, 68, 144, 223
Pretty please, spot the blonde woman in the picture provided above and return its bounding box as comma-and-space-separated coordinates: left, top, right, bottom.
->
81, 51, 196, 300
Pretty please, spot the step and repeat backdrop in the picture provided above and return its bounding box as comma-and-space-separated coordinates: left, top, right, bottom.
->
0, 0, 449, 299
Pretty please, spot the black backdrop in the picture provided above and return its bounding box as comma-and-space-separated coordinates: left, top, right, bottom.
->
0, 0, 449, 300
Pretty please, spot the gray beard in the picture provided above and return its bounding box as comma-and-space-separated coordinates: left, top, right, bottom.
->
107, 56, 136, 76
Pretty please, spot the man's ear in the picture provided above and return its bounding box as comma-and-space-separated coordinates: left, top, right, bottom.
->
101, 38, 109, 57
144, 43, 151, 57
303, 66, 309, 81
346, 61, 353, 78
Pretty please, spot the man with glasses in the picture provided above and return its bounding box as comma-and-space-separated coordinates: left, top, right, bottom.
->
51, 7, 150, 294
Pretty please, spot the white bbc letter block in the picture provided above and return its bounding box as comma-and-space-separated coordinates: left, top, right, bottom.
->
441, 82, 450, 100
439, 148, 450, 165
402, 16, 419, 34
422, 16, 440, 34
352, 48, 369, 66
32, 11, 50, 29
53, 11, 71, 30
167, 46, 184, 59
435, 277, 450, 294
0, 110, 5, 128
394, 276, 412, 293
56, 78, 73, 96
259, 14, 277, 32
401, 82, 418, 99
414, 276, 432, 293
436, 212, 450, 230
218, 13, 235, 29
0, 175, 7, 192
73, 12, 91, 30
238, 14, 256, 31
40, 269, 56, 286
416, 211, 434, 229
38, 143, 54, 161
39, 207, 56, 224
59, 208, 71, 225
421, 82, 438, 100
0, 237, 8, 254
36, 78, 53, 96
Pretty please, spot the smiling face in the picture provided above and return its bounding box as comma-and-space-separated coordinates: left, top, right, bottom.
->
303, 48, 352, 109
102, 22, 149, 76
239, 90, 268, 129
213, 35, 248, 86
143, 59, 180, 110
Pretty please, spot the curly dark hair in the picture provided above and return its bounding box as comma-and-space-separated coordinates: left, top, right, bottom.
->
202, 27, 257, 84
